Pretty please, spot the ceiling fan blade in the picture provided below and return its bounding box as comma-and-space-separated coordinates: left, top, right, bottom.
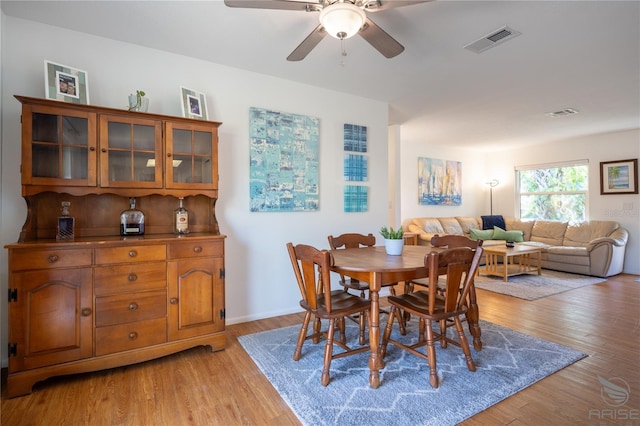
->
224, 0, 321, 11
359, 18, 404, 58
363, 0, 432, 12
287, 25, 327, 61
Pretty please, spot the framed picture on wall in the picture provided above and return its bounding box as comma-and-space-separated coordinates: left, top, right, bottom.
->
44, 60, 90, 104
600, 158, 638, 195
180, 86, 208, 120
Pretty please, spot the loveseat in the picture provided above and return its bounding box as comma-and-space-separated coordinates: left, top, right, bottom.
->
401, 216, 628, 277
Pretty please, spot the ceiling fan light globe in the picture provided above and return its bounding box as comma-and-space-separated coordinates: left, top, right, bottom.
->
319, 3, 366, 40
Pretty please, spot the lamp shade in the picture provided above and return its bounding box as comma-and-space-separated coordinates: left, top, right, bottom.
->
319, 2, 366, 40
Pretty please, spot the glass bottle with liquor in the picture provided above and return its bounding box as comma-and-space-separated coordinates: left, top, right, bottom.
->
56, 201, 75, 240
120, 197, 145, 236
174, 197, 189, 234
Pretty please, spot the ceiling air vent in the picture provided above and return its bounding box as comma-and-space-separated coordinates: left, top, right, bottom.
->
464, 26, 521, 53
545, 108, 580, 118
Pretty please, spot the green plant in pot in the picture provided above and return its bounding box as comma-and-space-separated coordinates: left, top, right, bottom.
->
128, 90, 147, 111
380, 226, 404, 255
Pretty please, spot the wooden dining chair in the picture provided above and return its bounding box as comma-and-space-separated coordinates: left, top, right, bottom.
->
328, 233, 406, 336
286, 242, 371, 386
404, 234, 484, 349
381, 245, 484, 388
327, 233, 376, 298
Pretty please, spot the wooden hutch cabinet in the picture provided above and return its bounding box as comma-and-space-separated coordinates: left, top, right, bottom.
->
5, 96, 226, 398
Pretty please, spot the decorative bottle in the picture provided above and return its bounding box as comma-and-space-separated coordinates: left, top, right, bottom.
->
56, 201, 75, 240
120, 197, 145, 236
174, 197, 189, 234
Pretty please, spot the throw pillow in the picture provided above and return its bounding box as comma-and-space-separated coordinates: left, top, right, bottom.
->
493, 226, 524, 242
481, 215, 505, 230
470, 228, 494, 240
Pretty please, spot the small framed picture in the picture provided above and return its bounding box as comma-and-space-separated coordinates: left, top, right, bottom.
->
180, 86, 208, 120
600, 158, 638, 195
44, 60, 89, 104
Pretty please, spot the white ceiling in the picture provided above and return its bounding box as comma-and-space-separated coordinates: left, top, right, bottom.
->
3, 0, 639, 151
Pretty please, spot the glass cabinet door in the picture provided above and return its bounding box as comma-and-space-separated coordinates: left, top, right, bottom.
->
22, 105, 97, 186
165, 122, 218, 190
99, 115, 162, 188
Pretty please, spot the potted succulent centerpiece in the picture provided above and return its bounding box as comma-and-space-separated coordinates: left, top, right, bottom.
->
380, 226, 404, 255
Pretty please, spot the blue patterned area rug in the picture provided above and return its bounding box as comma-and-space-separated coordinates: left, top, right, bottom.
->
239, 319, 586, 426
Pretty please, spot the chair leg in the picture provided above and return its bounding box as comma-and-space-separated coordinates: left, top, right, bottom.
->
322, 319, 336, 386
338, 317, 347, 344
395, 307, 406, 335
381, 306, 396, 358
439, 319, 448, 348
312, 315, 321, 344
294, 312, 312, 361
454, 316, 476, 372
425, 319, 439, 388
358, 309, 366, 345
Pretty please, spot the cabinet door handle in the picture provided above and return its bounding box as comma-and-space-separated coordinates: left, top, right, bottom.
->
48, 254, 59, 263
128, 273, 138, 282
128, 332, 138, 340
170, 298, 178, 305
193, 246, 203, 253
89, 146, 96, 151
167, 153, 172, 158
101, 148, 107, 153
81, 308, 92, 317
129, 302, 139, 310
128, 250, 137, 258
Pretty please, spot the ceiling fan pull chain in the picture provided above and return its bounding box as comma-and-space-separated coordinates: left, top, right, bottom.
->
340, 38, 348, 67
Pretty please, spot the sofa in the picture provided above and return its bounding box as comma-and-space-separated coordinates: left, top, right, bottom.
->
401, 216, 628, 277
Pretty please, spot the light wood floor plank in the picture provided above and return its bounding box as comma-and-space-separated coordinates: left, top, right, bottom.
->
2, 274, 638, 425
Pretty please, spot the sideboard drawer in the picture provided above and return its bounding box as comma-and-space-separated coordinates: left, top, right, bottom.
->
95, 244, 166, 264
167, 240, 223, 259
96, 290, 167, 327
94, 262, 166, 296
10, 248, 92, 271
95, 317, 167, 356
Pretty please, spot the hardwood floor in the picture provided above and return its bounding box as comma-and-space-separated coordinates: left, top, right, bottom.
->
2, 273, 639, 425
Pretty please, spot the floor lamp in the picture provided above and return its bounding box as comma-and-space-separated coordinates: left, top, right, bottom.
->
486, 179, 499, 215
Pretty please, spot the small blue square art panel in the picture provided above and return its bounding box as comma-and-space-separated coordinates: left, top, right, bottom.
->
344, 185, 368, 212
344, 154, 368, 181
344, 124, 367, 153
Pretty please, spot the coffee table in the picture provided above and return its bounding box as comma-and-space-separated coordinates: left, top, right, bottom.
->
481, 244, 542, 282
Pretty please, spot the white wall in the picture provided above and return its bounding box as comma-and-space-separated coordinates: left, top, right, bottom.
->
0, 17, 389, 366
399, 135, 487, 219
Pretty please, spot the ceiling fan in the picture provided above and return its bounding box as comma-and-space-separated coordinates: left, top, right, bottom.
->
223, 0, 430, 61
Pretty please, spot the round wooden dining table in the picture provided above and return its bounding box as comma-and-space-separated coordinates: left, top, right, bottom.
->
329, 245, 482, 389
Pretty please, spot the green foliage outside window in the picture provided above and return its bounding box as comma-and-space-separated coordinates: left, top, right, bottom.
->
518, 164, 588, 222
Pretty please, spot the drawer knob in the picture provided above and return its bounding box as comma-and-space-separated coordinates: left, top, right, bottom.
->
170, 298, 179, 305
81, 308, 92, 317
128, 273, 138, 282
128, 250, 138, 258
129, 302, 139, 310
193, 246, 203, 253
48, 254, 59, 263
128, 332, 138, 340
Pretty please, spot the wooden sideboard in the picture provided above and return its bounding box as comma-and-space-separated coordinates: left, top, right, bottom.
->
5, 96, 226, 397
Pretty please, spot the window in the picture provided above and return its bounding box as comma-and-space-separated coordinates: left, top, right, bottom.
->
516, 161, 588, 222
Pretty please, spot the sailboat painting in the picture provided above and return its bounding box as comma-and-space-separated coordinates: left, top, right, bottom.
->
418, 157, 462, 206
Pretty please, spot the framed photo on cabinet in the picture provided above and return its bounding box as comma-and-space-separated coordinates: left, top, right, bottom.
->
44, 60, 90, 104
180, 86, 208, 120
600, 158, 638, 195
